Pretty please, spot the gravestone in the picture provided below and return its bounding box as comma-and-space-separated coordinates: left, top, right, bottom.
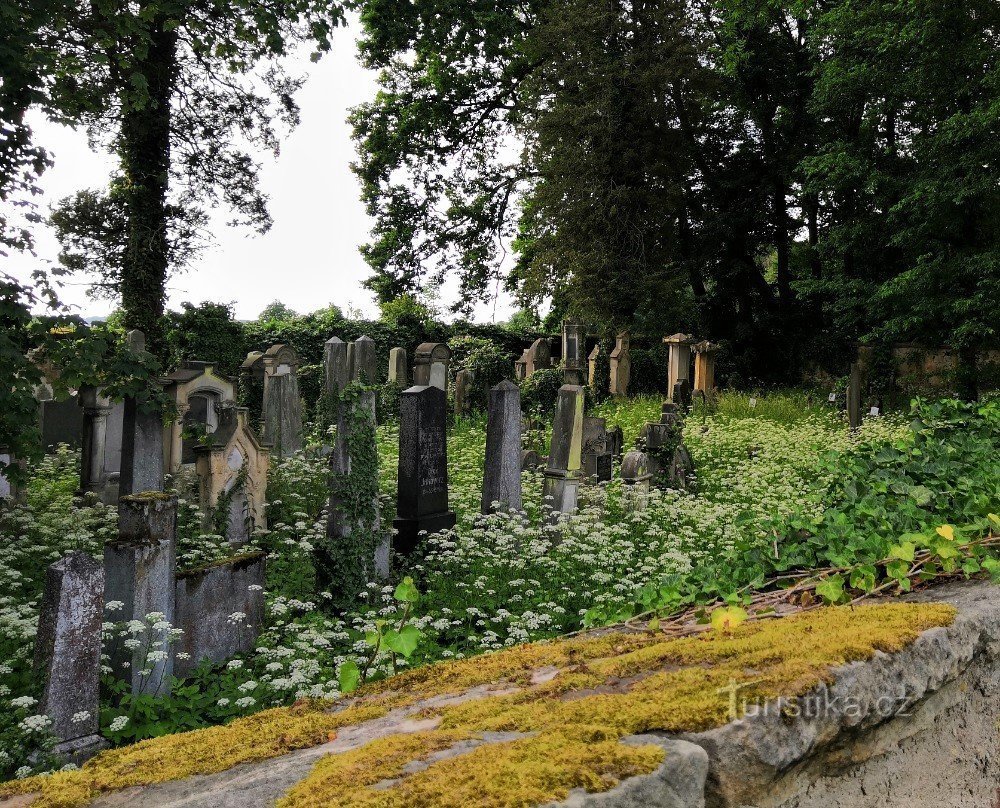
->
525, 338, 551, 377
352, 335, 378, 385
514, 349, 529, 381
78, 386, 113, 497
173, 552, 266, 677
848, 362, 863, 429
34, 552, 107, 763
162, 362, 236, 473
193, 406, 270, 546
413, 343, 451, 391
672, 378, 692, 410
521, 449, 543, 470
587, 344, 603, 390
119, 331, 164, 496
105, 494, 177, 696
561, 322, 587, 385
581, 416, 613, 482
454, 369, 473, 417
252, 344, 303, 457
607, 425, 624, 458
620, 450, 652, 511
389, 347, 409, 387
481, 381, 522, 513
394, 386, 456, 553
542, 384, 585, 521
692, 341, 720, 396
324, 337, 350, 400
663, 333, 696, 403
40, 397, 84, 449
609, 333, 631, 397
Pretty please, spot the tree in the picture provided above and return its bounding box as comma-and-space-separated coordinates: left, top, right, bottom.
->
48, 0, 344, 347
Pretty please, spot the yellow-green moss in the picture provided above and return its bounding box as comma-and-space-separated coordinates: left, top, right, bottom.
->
1, 602, 956, 808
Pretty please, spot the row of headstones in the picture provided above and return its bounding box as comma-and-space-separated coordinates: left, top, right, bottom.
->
513, 323, 632, 397
32, 493, 265, 763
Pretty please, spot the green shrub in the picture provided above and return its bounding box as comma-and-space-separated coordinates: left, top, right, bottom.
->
520, 367, 564, 416
448, 335, 515, 410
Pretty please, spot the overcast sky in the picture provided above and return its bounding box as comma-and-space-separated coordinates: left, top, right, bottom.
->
6, 22, 516, 324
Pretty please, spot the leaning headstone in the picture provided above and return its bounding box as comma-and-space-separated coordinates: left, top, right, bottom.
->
609, 332, 631, 397
481, 381, 522, 513
413, 343, 451, 391
454, 369, 473, 417
561, 322, 587, 385
105, 493, 177, 696
663, 333, 696, 403
34, 552, 107, 763
394, 386, 456, 553
620, 450, 652, 511
848, 362, 862, 430
173, 552, 266, 677
79, 386, 113, 497
119, 331, 165, 496
352, 335, 378, 385
388, 347, 409, 387
542, 384, 585, 521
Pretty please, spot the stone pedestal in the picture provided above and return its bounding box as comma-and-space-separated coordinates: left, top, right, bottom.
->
394, 386, 456, 553
542, 384, 584, 522
34, 552, 108, 763
482, 381, 522, 513
105, 494, 177, 696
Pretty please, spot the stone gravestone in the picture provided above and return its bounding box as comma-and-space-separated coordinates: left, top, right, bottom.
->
607, 425, 624, 459
514, 349, 529, 382
389, 347, 409, 387
581, 416, 613, 482
521, 449, 543, 470
105, 494, 177, 696
542, 384, 585, 522
324, 337, 350, 400
587, 343, 603, 389
663, 333, 696, 404
620, 450, 652, 511
672, 378, 692, 410
78, 386, 113, 498
692, 341, 720, 396
162, 361, 236, 472
481, 381, 522, 514
34, 552, 107, 763
609, 332, 631, 397
352, 335, 378, 385
848, 362, 862, 430
258, 344, 304, 457
394, 386, 456, 553
454, 369, 473, 418
413, 343, 451, 391
561, 322, 587, 385
119, 330, 165, 496
525, 338, 551, 377
0, 448, 14, 500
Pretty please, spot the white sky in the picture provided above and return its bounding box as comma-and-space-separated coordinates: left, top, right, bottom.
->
5, 22, 516, 323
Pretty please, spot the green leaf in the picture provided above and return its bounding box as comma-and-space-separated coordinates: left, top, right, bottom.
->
888, 541, 915, 562
383, 625, 421, 658
338, 661, 360, 694
394, 576, 420, 603
815, 574, 846, 604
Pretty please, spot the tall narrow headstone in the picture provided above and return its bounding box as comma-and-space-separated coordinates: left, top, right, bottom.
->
561, 322, 586, 385
514, 349, 529, 381
693, 341, 720, 396
105, 494, 177, 696
482, 381, 522, 513
388, 347, 409, 387
119, 330, 164, 496
259, 344, 303, 457
324, 337, 350, 398
352, 335, 378, 385
848, 362, 862, 430
609, 332, 631, 397
34, 552, 107, 763
79, 386, 113, 496
413, 343, 451, 391
394, 386, 456, 553
663, 333, 695, 404
454, 369, 473, 417
542, 384, 585, 521
587, 344, 603, 389
620, 450, 652, 511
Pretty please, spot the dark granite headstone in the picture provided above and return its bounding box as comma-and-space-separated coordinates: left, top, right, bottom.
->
394, 386, 456, 553
482, 381, 522, 513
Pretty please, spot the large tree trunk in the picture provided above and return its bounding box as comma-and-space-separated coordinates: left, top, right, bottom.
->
119, 17, 177, 349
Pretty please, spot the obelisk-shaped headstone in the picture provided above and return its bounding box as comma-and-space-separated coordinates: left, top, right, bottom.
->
393, 386, 456, 553
323, 337, 350, 401
34, 552, 108, 763
352, 335, 378, 385
119, 330, 164, 496
482, 381, 522, 513
542, 384, 585, 522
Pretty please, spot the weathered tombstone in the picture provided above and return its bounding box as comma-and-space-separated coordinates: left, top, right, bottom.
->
521, 449, 543, 470
481, 381, 522, 513
642, 421, 673, 480
193, 406, 270, 545
542, 384, 585, 521
514, 349, 529, 381
173, 552, 265, 677
620, 450, 652, 511
663, 333, 696, 403
101, 401, 125, 504
668, 444, 696, 491
581, 416, 612, 482
33, 552, 107, 763
394, 386, 456, 553
352, 335, 378, 385
692, 341, 720, 396
105, 493, 176, 696
454, 369, 473, 417
119, 331, 165, 496
607, 425, 624, 458
672, 378, 692, 410
324, 337, 350, 399
162, 362, 236, 472
587, 344, 603, 389
413, 342, 451, 391
254, 344, 303, 457
388, 347, 409, 387
609, 332, 631, 397
40, 397, 84, 449
78, 386, 113, 497
561, 322, 587, 385
848, 362, 862, 430
525, 338, 552, 377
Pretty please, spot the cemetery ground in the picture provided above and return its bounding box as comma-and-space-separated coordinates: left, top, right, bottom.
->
3, 389, 1000, 802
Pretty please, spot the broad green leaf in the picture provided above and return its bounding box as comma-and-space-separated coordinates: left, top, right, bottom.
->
815, 574, 846, 604
383, 625, 422, 658
338, 661, 360, 694
394, 576, 420, 603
